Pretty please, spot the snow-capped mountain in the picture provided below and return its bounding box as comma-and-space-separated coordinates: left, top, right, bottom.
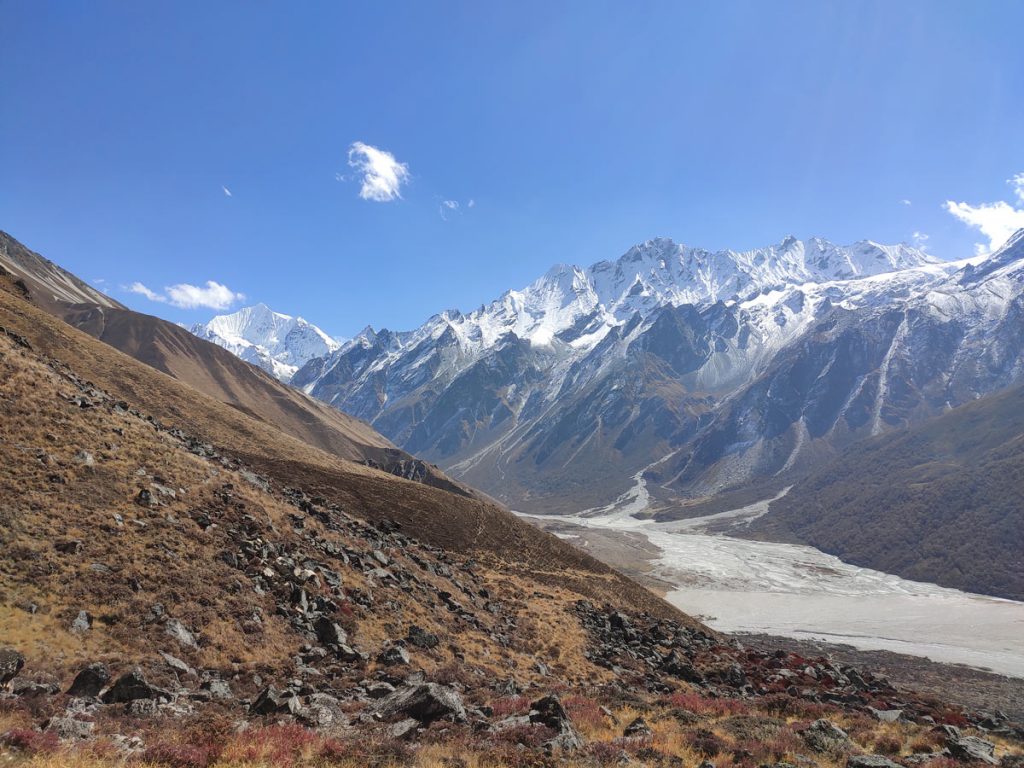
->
191, 303, 342, 382
286, 233, 1024, 513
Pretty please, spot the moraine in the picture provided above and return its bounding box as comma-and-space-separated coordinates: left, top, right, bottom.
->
519, 479, 1024, 679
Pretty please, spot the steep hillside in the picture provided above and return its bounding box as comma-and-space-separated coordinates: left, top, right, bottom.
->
748, 384, 1024, 601
0, 231, 468, 493
0, 230, 122, 312
0, 260, 678, 622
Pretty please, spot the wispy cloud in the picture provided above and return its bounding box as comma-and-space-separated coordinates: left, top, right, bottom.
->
222, 186, 233, 197
900, 199, 912, 207
912, 231, 930, 251
126, 280, 244, 310
127, 282, 166, 303
945, 173, 1024, 255
346, 141, 410, 202
439, 199, 459, 220
439, 198, 476, 220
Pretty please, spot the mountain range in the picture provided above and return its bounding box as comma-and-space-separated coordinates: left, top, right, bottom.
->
196, 233, 1020, 512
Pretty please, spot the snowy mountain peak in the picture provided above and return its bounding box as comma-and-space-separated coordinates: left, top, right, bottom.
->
192, 304, 342, 382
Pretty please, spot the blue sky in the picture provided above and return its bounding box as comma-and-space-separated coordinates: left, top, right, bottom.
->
2, 1, 1023, 336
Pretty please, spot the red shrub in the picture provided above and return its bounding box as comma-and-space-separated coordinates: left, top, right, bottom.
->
490, 695, 531, 717
562, 695, 606, 730
230, 723, 319, 766
666, 692, 748, 717
0, 728, 60, 756
139, 742, 220, 768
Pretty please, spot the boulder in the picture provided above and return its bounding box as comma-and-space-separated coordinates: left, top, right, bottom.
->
314, 616, 348, 647
201, 679, 233, 700
251, 685, 300, 716
847, 757, 902, 768
0, 648, 25, 684
67, 663, 110, 697
623, 716, 653, 738
529, 694, 584, 751
164, 618, 198, 648
46, 715, 96, 740
70, 610, 92, 634
377, 645, 410, 666
375, 682, 466, 724
158, 651, 194, 677
406, 625, 439, 649
868, 708, 904, 723
803, 719, 851, 754
948, 736, 997, 765
100, 669, 171, 703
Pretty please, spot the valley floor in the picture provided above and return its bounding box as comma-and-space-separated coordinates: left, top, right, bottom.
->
520, 489, 1024, 680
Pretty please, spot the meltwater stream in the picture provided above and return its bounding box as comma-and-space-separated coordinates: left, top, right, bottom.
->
521, 480, 1024, 678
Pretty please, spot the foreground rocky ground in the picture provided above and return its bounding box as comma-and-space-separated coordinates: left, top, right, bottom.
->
1, 322, 1023, 767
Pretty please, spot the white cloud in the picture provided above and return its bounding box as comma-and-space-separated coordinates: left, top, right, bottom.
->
346, 141, 410, 202
127, 282, 166, 303
126, 280, 244, 310
222, 186, 232, 197
467, 199, 475, 208
912, 231, 930, 251
945, 172, 1024, 255
900, 199, 912, 206
165, 281, 245, 310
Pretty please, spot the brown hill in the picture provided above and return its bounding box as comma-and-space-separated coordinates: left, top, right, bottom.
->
0, 244, 683, 624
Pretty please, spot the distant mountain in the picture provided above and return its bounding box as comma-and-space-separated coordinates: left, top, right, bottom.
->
748, 381, 1024, 601
191, 303, 342, 381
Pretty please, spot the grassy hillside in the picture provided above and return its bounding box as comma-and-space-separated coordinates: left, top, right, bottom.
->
750, 385, 1024, 600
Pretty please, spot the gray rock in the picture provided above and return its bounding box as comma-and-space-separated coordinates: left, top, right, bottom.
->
0, 648, 25, 684
70, 610, 92, 634
164, 618, 198, 648
377, 645, 410, 666
250, 685, 300, 716
847, 757, 903, 768
803, 719, 851, 754
406, 624, 439, 649
390, 717, 420, 740
46, 715, 95, 740
158, 651, 194, 677
529, 694, 584, 751
67, 663, 110, 697
101, 669, 171, 704
868, 708, 904, 723
314, 616, 348, 647
623, 716, 653, 738
948, 736, 997, 765
376, 682, 466, 724
201, 679, 233, 700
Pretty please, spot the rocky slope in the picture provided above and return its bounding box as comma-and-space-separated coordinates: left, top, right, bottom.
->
191, 303, 342, 382
0, 331, 1019, 767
